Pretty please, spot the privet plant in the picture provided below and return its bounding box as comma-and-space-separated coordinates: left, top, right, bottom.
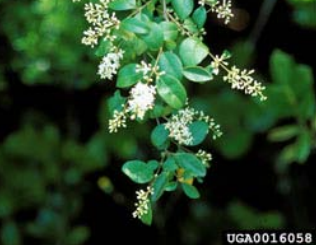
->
73, 0, 266, 225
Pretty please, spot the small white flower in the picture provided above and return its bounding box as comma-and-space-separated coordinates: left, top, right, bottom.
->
210, 0, 234, 24
223, 66, 266, 101
82, 0, 120, 47
136, 61, 152, 75
196, 150, 213, 167
127, 82, 156, 120
210, 53, 229, 75
165, 108, 195, 145
82, 27, 99, 47
165, 107, 222, 145
98, 49, 124, 80
132, 186, 154, 219
109, 110, 127, 133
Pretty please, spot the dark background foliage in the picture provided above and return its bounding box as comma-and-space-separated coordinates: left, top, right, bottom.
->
0, 0, 315, 244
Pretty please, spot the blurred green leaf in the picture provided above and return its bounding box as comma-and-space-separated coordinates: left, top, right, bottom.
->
66, 226, 90, 245
228, 202, 284, 229
1, 221, 21, 245
268, 125, 299, 142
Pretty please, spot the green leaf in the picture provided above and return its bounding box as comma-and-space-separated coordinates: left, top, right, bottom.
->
188, 121, 209, 146
140, 202, 152, 225
171, 0, 194, 20
174, 153, 206, 177
165, 181, 178, 191
66, 226, 90, 245
142, 22, 164, 51
268, 125, 299, 142
122, 160, 154, 184
116, 64, 142, 88
149, 101, 173, 118
157, 74, 187, 109
179, 37, 209, 66
119, 35, 147, 61
160, 21, 178, 41
296, 129, 311, 163
183, 18, 199, 34
163, 156, 178, 172
151, 124, 170, 150
182, 183, 200, 199
183, 66, 213, 83
109, 0, 137, 10
151, 172, 168, 201
147, 160, 159, 171
158, 52, 183, 80
192, 6, 207, 28
108, 90, 126, 112
95, 39, 111, 57
1, 221, 21, 245
270, 50, 295, 85
216, 130, 252, 159
293, 65, 316, 119
276, 143, 297, 169
121, 18, 150, 34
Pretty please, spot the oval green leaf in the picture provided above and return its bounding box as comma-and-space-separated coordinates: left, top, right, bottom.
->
158, 52, 183, 80
171, 0, 194, 20
109, 0, 137, 10
174, 153, 206, 177
151, 172, 168, 202
121, 18, 150, 34
182, 183, 200, 199
179, 37, 209, 66
183, 66, 213, 83
192, 6, 207, 29
151, 124, 170, 150
140, 202, 152, 225
116, 64, 142, 88
160, 21, 179, 41
157, 75, 187, 109
122, 160, 154, 184
188, 121, 209, 146
142, 22, 164, 51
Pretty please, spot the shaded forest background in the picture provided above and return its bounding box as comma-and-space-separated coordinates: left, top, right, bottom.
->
0, 0, 315, 244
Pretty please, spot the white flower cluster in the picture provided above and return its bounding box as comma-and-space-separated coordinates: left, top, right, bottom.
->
165, 107, 222, 145
133, 186, 154, 219
213, 0, 234, 24
82, 0, 120, 47
199, 0, 234, 24
108, 110, 127, 133
135, 61, 165, 83
98, 48, 124, 80
210, 51, 230, 75
223, 66, 267, 101
196, 150, 213, 167
165, 108, 196, 145
127, 82, 156, 120
196, 111, 223, 140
